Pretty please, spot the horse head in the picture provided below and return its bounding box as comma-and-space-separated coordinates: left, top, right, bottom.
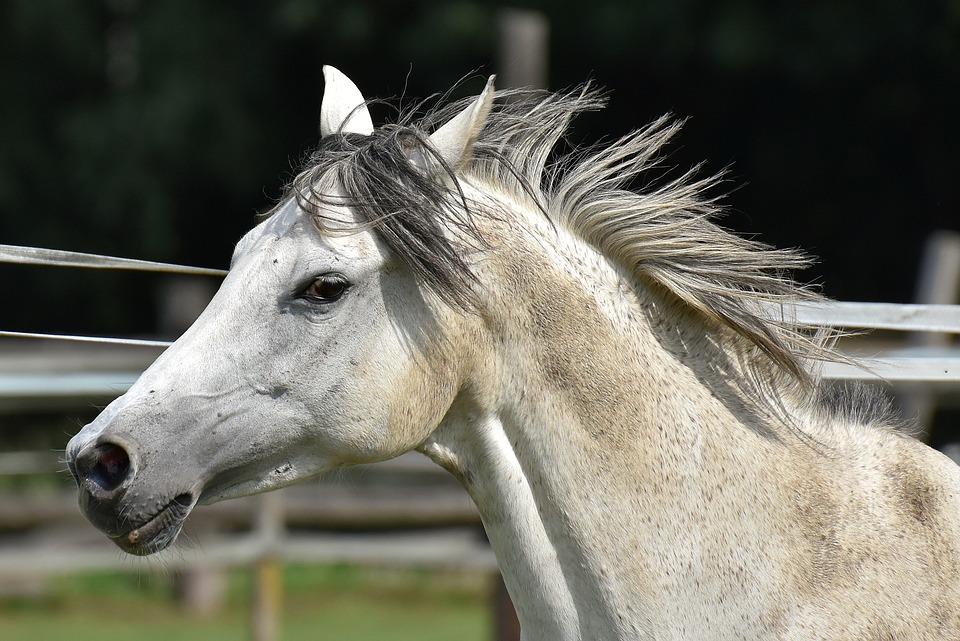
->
65, 67, 495, 555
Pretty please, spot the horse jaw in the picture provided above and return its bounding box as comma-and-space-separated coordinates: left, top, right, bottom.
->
320, 65, 374, 137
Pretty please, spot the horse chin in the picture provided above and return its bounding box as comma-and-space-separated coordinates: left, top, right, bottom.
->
108, 493, 194, 556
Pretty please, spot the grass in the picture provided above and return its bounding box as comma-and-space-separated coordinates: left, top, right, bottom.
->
0, 563, 492, 641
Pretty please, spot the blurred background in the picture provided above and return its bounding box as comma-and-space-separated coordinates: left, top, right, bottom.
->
3, 0, 960, 335
1, 1, 959, 640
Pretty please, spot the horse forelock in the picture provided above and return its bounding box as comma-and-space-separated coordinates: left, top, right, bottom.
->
290, 127, 483, 310
287, 84, 857, 428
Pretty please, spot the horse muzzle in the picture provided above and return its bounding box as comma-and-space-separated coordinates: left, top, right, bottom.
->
66, 435, 197, 556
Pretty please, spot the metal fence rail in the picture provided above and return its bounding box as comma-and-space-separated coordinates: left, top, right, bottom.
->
0, 243, 227, 276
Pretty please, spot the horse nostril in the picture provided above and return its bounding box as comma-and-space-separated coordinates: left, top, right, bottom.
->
172, 493, 193, 508
79, 443, 131, 493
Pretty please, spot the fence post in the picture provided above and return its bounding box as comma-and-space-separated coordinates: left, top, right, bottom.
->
496, 8, 549, 90
901, 230, 960, 440
251, 491, 284, 641
492, 15, 548, 636
493, 573, 522, 641
158, 277, 216, 338
175, 557, 226, 617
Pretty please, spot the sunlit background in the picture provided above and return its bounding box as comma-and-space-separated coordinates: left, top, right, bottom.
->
1, 2, 959, 640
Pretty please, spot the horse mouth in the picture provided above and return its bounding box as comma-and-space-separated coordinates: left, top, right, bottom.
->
109, 493, 194, 556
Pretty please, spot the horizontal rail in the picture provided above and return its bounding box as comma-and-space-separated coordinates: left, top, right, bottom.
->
2, 304, 958, 389
2, 245, 956, 333
0, 244, 227, 276
0, 451, 64, 474
0, 330, 172, 348
3, 304, 957, 351
1, 355, 956, 402
0, 371, 138, 398
0, 529, 497, 575
820, 354, 960, 381
778, 301, 960, 333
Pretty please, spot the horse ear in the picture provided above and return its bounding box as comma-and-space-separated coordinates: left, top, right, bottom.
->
320, 65, 374, 137
428, 75, 496, 169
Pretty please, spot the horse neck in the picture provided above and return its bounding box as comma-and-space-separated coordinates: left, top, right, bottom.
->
425, 200, 785, 640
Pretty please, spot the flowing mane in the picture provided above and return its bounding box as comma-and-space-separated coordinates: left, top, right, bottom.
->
291, 84, 844, 420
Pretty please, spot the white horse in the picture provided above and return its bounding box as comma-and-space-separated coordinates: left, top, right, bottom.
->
67, 67, 960, 640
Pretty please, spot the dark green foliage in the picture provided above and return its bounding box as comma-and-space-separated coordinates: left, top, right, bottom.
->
1, 1, 958, 334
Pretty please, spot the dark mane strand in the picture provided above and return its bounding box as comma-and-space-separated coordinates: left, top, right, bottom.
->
292, 129, 482, 310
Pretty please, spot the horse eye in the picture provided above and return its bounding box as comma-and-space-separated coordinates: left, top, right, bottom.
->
300, 275, 349, 303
